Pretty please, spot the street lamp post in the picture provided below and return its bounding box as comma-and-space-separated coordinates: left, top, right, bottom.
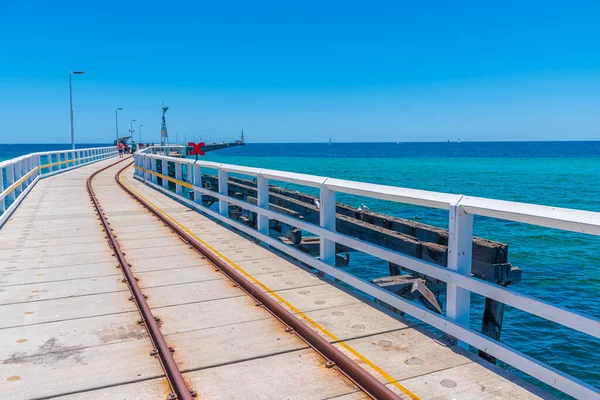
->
69, 71, 85, 149
139, 125, 143, 144
129, 120, 136, 141
115, 108, 123, 142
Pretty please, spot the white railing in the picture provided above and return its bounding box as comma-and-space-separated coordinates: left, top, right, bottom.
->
0, 146, 118, 226
134, 148, 600, 399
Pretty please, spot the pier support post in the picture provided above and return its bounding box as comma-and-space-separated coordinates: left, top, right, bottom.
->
479, 295, 506, 364
218, 169, 229, 216
446, 202, 473, 349
319, 182, 336, 275
257, 175, 269, 235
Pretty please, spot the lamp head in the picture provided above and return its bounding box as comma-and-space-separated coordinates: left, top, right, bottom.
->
72, 71, 85, 75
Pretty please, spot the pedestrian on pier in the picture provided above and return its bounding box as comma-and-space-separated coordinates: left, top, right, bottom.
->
117, 141, 124, 158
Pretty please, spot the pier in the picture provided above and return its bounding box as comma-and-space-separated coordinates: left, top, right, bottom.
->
0, 145, 598, 399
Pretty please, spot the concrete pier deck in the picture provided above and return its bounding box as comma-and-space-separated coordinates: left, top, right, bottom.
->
1, 157, 550, 399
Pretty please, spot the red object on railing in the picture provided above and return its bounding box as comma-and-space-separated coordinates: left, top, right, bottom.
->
188, 142, 205, 156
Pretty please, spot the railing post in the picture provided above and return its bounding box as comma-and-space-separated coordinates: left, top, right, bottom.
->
447, 201, 473, 349
5, 164, 15, 202
319, 181, 336, 269
142, 156, 148, 182
133, 154, 138, 176
193, 164, 202, 206
27, 157, 34, 185
37, 155, 42, 177
24, 158, 30, 186
257, 174, 269, 235
218, 168, 229, 216
138, 154, 143, 176
162, 160, 169, 190
175, 161, 183, 195
14, 160, 23, 196
150, 158, 157, 184
13, 161, 21, 197
21, 159, 27, 190
0, 167, 5, 214
139, 155, 144, 181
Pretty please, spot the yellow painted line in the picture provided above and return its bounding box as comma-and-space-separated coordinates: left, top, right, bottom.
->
121, 166, 419, 400
42, 159, 75, 168
136, 167, 193, 189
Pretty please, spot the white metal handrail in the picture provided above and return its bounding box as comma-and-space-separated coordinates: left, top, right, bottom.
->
133, 148, 600, 399
0, 146, 118, 226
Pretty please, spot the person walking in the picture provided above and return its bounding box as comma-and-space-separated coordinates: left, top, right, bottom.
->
117, 141, 124, 158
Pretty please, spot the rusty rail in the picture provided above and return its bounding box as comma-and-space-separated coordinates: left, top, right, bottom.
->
87, 158, 194, 400
116, 161, 402, 400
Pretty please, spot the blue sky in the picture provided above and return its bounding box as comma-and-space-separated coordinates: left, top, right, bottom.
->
1, 1, 599, 143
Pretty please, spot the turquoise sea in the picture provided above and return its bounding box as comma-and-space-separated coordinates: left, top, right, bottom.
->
2, 141, 599, 397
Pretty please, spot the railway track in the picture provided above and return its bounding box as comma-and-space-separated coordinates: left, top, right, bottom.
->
86, 157, 402, 400
87, 158, 194, 399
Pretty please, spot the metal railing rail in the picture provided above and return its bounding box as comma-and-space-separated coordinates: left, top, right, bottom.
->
0, 146, 118, 226
134, 148, 600, 399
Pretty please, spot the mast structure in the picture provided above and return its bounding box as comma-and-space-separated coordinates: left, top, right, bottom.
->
161, 105, 169, 145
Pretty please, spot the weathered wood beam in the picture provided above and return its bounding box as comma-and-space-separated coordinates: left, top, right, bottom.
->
203, 174, 519, 283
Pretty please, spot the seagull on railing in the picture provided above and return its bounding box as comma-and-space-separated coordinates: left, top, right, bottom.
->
357, 203, 369, 212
